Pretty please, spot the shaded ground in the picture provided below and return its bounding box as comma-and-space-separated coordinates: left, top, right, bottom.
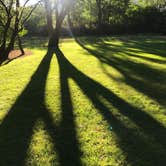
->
0, 36, 165, 166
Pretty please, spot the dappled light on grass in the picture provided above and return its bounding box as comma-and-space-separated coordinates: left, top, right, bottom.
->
55, 47, 166, 165
0, 36, 166, 165
0, 50, 82, 166
25, 119, 58, 165
0, 52, 45, 123
0, 51, 54, 165
76, 36, 166, 108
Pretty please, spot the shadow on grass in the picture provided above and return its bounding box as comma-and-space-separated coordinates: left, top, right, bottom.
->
55, 48, 166, 166
0, 50, 82, 166
0, 44, 166, 166
75, 37, 166, 107
1, 53, 25, 67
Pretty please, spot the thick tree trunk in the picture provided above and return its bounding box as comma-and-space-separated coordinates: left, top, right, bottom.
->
0, 31, 17, 64
48, 29, 60, 49
0, 17, 12, 56
48, 18, 63, 50
0, 33, 14, 64
0, 41, 6, 54
44, 0, 71, 51
0, 43, 9, 65
0, 49, 9, 65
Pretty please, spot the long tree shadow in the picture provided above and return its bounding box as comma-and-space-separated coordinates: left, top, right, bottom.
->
75, 37, 166, 107
55, 48, 166, 166
0, 50, 82, 166
124, 38, 166, 58
56, 49, 82, 165
78, 36, 166, 64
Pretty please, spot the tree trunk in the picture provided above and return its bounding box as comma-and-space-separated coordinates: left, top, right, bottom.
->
0, 31, 14, 64
48, 18, 63, 50
0, 49, 9, 65
0, 17, 12, 57
1, 30, 17, 63
44, 0, 53, 36
48, 29, 60, 49
44, 0, 72, 51
18, 35, 25, 55
96, 0, 102, 33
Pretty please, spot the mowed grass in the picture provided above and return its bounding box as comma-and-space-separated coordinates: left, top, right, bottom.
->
0, 36, 166, 166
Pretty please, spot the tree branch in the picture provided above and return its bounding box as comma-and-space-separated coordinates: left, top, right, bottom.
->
19, 0, 31, 20
21, 0, 42, 26
0, 0, 9, 15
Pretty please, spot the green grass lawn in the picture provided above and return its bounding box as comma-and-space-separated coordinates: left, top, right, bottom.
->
0, 36, 166, 166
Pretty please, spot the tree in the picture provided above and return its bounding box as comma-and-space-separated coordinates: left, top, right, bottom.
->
142, 0, 166, 7
24, 4, 47, 36
96, 0, 102, 32
44, 0, 75, 49
0, 0, 41, 64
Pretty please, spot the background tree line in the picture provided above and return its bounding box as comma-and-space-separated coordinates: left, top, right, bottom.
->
0, 0, 165, 63
24, 0, 166, 36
